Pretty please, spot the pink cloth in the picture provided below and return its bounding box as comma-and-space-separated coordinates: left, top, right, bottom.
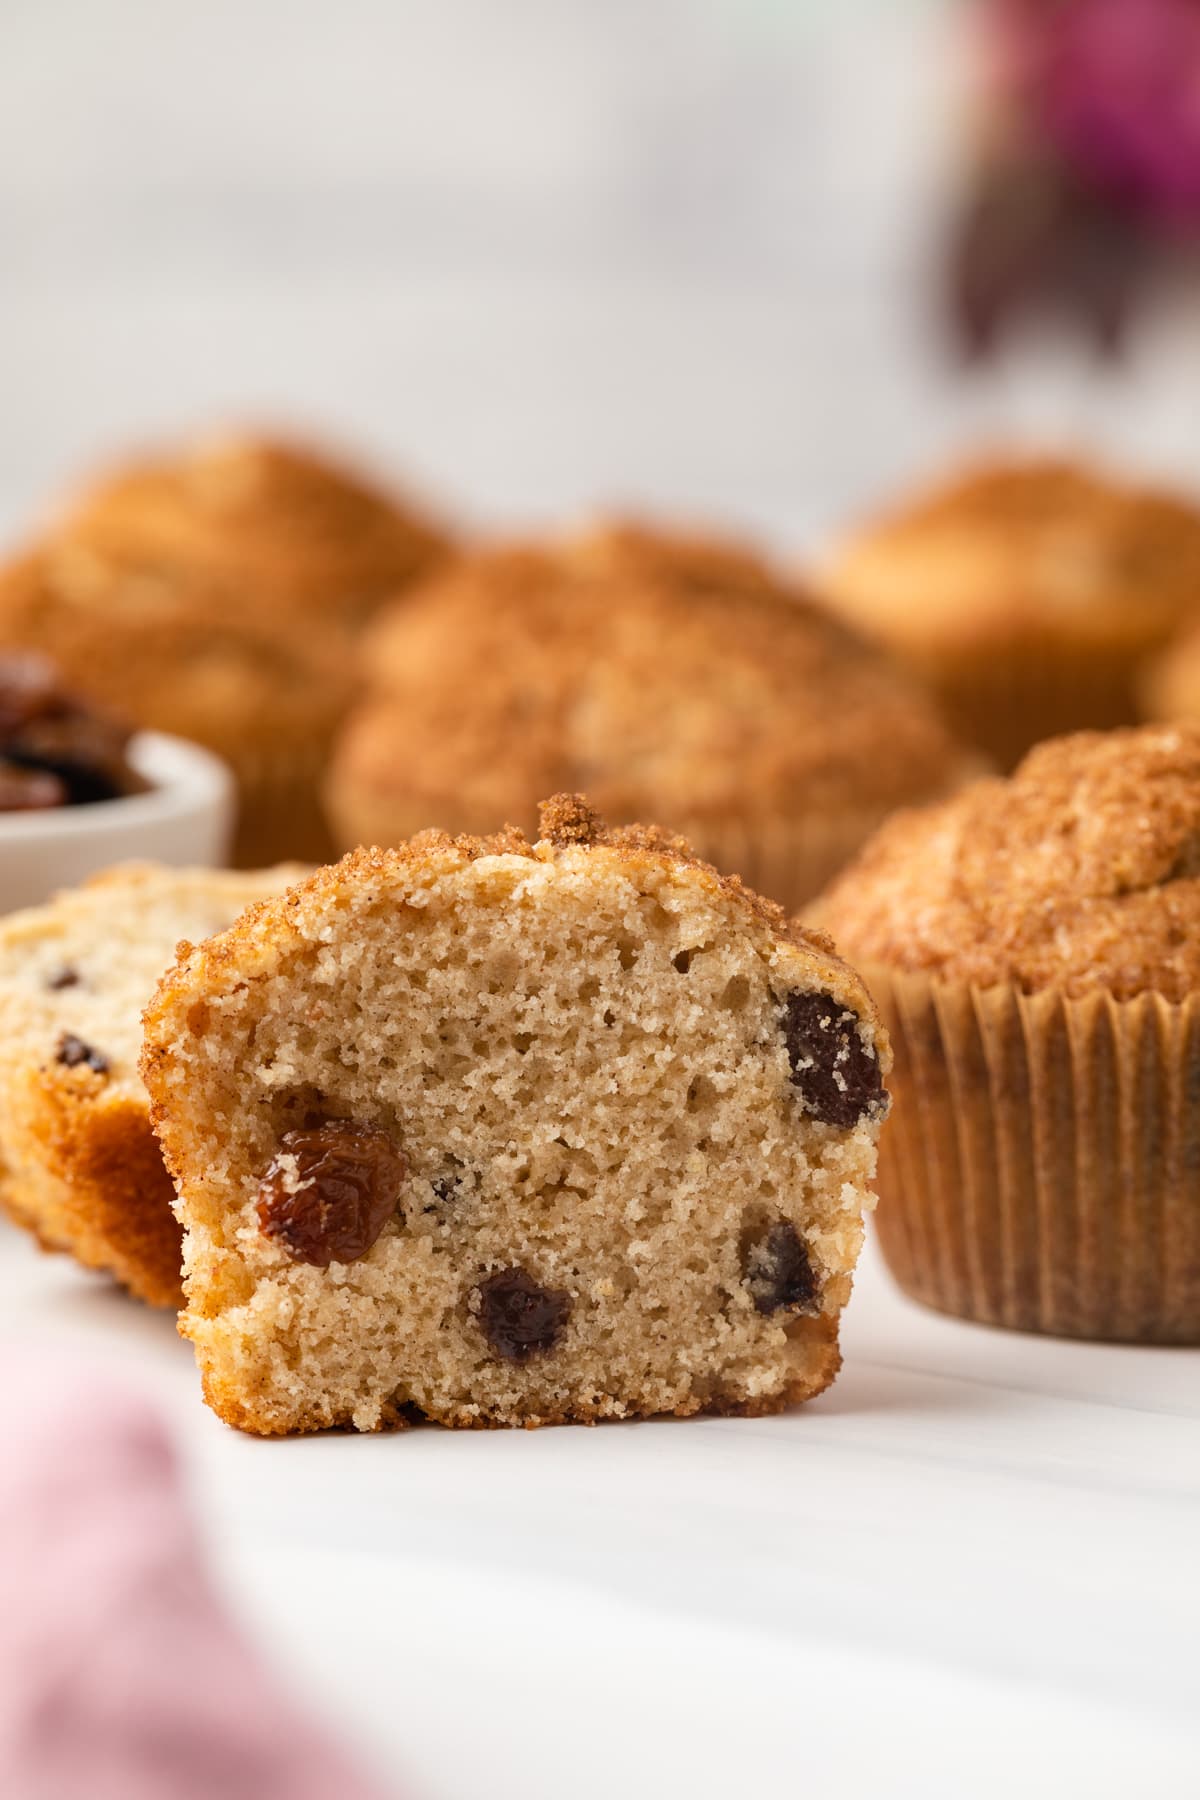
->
0, 1359, 396, 1800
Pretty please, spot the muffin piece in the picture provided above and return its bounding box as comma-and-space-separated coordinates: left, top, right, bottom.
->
824, 456, 1200, 768
67, 431, 452, 630
326, 533, 974, 911
0, 863, 301, 1307
0, 541, 355, 864
141, 796, 890, 1436
817, 725, 1200, 1342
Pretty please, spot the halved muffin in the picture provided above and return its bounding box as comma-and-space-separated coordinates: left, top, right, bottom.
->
142, 797, 890, 1434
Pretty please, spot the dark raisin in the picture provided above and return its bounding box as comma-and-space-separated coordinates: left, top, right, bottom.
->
55, 1032, 110, 1074
0, 652, 148, 812
46, 966, 81, 991
6, 741, 128, 807
475, 1267, 572, 1361
783, 989, 886, 1129
743, 1220, 819, 1315
256, 1120, 407, 1266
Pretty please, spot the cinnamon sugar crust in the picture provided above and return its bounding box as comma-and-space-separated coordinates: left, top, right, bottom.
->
326, 534, 972, 854
826, 455, 1200, 655
818, 724, 1200, 1000
64, 432, 452, 626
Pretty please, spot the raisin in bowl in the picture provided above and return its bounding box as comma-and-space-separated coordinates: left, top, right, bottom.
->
0, 655, 233, 913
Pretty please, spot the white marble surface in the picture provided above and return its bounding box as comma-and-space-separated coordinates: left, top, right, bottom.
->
3, 1217, 1197, 1800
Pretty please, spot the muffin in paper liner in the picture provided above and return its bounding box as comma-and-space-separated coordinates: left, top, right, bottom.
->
867, 966, 1200, 1343
823, 455, 1200, 771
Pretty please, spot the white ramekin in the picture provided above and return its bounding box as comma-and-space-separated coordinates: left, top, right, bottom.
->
0, 732, 234, 914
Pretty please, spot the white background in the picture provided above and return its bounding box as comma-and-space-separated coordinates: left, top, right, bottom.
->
3, 0, 1200, 554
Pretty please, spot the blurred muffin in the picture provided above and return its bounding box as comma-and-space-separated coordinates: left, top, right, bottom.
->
1141, 616, 1200, 726
66, 431, 452, 631
0, 539, 354, 864
817, 724, 1200, 1343
823, 456, 1200, 768
325, 529, 976, 910
566, 516, 788, 598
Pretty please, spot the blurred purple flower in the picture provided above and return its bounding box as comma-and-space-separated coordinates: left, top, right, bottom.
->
996, 0, 1200, 229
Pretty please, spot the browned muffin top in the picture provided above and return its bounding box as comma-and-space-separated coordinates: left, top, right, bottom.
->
63, 432, 451, 623
564, 517, 786, 599
0, 539, 355, 761
827, 455, 1200, 654
819, 723, 1200, 1000
333, 535, 971, 837
173, 792, 875, 1016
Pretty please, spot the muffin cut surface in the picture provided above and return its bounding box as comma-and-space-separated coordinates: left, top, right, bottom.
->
142, 798, 889, 1435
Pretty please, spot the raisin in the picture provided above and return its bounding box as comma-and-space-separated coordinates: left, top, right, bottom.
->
256, 1120, 407, 1266
46, 966, 81, 991
6, 737, 129, 806
783, 989, 886, 1129
0, 652, 147, 812
743, 1220, 819, 1315
55, 1032, 110, 1074
475, 1267, 572, 1361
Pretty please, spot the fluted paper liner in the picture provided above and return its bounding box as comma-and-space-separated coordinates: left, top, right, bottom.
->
914, 639, 1144, 772
866, 966, 1200, 1342
678, 809, 898, 915
234, 741, 338, 868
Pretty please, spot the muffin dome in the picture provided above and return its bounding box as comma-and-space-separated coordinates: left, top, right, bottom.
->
824, 456, 1200, 767
820, 724, 1200, 1002
325, 529, 974, 907
65, 432, 451, 628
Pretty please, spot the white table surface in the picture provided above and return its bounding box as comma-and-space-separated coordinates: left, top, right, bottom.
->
2, 1214, 1196, 1800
